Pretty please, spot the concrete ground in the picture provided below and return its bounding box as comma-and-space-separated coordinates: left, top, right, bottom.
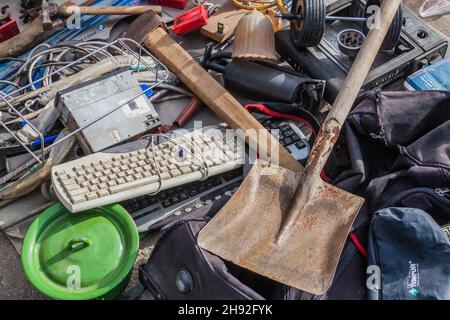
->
0, 232, 44, 300
1, 0, 449, 300
405, 0, 450, 37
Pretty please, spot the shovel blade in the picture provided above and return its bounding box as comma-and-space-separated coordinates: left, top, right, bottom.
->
198, 162, 364, 295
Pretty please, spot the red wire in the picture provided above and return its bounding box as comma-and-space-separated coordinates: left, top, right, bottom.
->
244, 104, 318, 137
349, 232, 368, 258
320, 170, 330, 183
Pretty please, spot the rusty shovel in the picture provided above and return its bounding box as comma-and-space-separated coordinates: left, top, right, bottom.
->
197, 0, 403, 295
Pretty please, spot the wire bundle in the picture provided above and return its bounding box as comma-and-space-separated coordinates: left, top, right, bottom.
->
1, 41, 125, 94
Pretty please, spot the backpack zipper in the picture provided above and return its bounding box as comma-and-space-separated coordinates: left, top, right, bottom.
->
381, 187, 450, 209
435, 187, 450, 197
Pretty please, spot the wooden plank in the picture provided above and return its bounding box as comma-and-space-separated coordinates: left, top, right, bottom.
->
61, 5, 162, 16
200, 2, 248, 43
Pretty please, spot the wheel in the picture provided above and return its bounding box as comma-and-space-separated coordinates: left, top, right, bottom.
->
290, 0, 326, 48
363, 0, 404, 51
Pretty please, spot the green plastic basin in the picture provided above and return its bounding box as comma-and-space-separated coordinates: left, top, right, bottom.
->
21, 203, 139, 300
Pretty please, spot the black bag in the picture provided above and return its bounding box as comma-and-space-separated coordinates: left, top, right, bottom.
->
367, 207, 450, 300
139, 198, 300, 300
325, 90, 450, 228
139, 195, 367, 300
139, 90, 450, 300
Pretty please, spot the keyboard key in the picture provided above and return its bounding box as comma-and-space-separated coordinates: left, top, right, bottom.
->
70, 195, 86, 204
180, 166, 192, 174
291, 133, 300, 142
85, 192, 98, 201
107, 181, 117, 187
131, 200, 141, 211
162, 199, 172, 208
68, 188, 88, 198
179, 193, 188, 201
296, 141, 306, 149
189, 189, 199, 196
133, 173, 144, 180
161, 172, 171, 180
80, 181, 90, 188
109, 175, 159, 194
284, 137, 293, 145
284, 129, 294, 137
97, 189, 110, 198
63, 184, 79, 192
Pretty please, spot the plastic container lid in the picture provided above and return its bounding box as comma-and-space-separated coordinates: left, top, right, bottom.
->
21, 203, 139, 300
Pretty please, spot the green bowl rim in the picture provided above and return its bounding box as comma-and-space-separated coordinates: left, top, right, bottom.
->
21, 203, 139, 300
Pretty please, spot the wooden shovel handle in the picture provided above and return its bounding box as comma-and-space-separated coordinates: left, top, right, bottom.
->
61, 5, 162, 16
306, 0, 403, 177
144, 28, 303, 173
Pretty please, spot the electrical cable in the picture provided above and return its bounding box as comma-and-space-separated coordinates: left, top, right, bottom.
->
9, 41, 138, 95
157, 84, 193, 97
24, 49, 90, 90
0, 80, 19, 88
0, 57, 26, 64
154, 94, 191, 103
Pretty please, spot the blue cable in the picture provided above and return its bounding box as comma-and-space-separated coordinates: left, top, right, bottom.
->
31, 134, 59, 147
140, 84, 154, 98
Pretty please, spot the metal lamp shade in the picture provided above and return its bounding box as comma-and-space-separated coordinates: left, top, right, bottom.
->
232, 11, 279, 62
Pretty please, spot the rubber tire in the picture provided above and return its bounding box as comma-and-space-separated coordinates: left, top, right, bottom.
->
290, 0, 326, 48
363, 0, 404, 51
